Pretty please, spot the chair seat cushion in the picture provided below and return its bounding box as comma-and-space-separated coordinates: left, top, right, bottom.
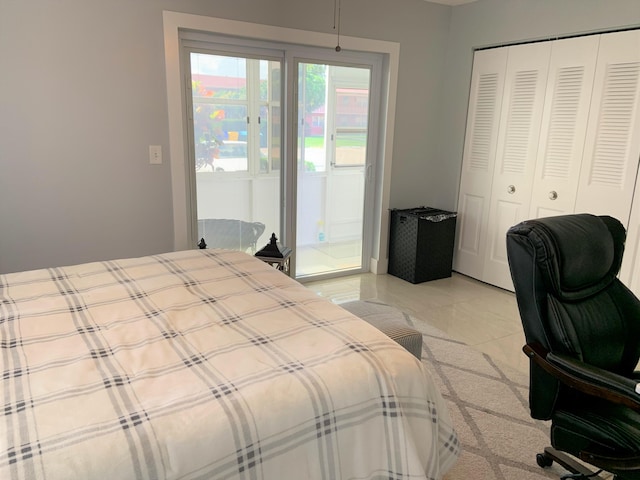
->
552, 397, 640, 472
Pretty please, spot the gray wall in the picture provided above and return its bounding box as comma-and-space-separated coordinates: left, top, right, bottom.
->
0, 0, 449, 273
438, 0, 640, 212
1, 0, 639, 274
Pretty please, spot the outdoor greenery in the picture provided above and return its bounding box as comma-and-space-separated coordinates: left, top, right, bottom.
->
192, 57, 366, 173
304, 136, 324, 148
304, 134, 367, 148
301, 64, 327, 115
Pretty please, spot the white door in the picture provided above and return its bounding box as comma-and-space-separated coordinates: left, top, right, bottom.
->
295, 62, 374, 278
529, 35, 599, 219
588, 30, 640, 291
483, 42, 551, 290
622, 189, 640, 296
454, 48, 508, 280
326, 78, 369, 246
575, 30, 640, 225
456, 30, 640, 292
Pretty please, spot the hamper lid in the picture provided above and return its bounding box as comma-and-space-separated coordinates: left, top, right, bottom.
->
392, 207, 457, 222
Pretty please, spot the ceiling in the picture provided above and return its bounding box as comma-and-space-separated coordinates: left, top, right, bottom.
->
425, 0, 477, 5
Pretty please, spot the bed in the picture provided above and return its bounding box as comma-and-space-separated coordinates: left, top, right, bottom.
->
0, 249, 459, 479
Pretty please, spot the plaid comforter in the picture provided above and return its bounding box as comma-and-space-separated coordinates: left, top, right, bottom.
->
0, 250, 459, 479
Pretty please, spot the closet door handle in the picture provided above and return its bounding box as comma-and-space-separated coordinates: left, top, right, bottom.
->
507, 185, 516, 194
549, 190, 558, 200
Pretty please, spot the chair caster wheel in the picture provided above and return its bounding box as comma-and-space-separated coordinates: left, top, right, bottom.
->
536, 452, 553, 468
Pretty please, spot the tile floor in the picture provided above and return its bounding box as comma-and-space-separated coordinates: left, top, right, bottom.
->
295, 241, 362, 278
304, 271, 530, 374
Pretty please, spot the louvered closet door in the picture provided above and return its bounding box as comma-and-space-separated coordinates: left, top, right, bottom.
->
529, 35, 599, 219
597, 30, 640, 293
623, 189, 640, 296
575, 30, 640, 224
482, 42, 551, 290
453, 48, 508, 279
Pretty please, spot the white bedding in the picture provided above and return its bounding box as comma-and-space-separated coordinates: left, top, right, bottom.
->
0, 249, 459, 479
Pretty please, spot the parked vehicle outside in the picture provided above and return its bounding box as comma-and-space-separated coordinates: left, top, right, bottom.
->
214, 140, 248, 172
196, 140, 248, 172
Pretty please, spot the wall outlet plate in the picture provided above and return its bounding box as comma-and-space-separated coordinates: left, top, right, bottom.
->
149, 145, 162, 164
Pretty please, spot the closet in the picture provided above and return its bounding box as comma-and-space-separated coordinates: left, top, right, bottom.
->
454, 29, 640, 292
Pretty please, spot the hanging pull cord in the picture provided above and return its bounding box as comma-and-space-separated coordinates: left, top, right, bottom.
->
333, 0, 341, 52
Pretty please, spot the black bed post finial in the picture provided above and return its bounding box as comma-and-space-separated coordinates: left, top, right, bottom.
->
198, 238, 207, 249
255, 233, 290, 259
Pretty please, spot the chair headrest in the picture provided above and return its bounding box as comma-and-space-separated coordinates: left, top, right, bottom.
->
508, 214, 626, 301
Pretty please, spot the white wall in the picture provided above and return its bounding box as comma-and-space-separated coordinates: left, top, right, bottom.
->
0, 0, 449, 274
3, 0, 638, 274
439, 0, 640, 213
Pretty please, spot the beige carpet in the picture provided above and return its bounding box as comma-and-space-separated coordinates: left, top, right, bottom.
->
341, 300, 584, 480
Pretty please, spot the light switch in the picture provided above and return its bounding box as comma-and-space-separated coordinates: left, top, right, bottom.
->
149, 145, 162, 164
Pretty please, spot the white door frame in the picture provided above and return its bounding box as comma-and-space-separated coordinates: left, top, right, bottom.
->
162, 11, 399, 274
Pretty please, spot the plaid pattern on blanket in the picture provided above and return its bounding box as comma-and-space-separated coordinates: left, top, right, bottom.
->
0, 250, 459, 479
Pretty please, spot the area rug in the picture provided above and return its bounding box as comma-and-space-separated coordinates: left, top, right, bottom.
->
340, 300, 576, 480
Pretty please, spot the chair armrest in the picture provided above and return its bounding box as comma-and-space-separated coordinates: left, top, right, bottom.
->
523, 343, 640, 412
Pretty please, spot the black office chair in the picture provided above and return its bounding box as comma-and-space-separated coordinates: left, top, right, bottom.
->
506, 214, 640, 479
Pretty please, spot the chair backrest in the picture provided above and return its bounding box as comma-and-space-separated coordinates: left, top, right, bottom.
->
506, 214, 640, 419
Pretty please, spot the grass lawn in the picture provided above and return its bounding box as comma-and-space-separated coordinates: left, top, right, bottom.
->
304, 133, 367, 148
304, 136, 324, 148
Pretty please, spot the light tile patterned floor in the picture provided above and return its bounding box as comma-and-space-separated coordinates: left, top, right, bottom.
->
304, 272, 530, 374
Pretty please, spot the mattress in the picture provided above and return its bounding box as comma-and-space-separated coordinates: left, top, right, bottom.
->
0, 249, 459, 479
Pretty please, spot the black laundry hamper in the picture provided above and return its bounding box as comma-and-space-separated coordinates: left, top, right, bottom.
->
388, 207, 457, 284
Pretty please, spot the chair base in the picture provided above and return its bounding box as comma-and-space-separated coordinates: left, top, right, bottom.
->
538, 447, 606, 479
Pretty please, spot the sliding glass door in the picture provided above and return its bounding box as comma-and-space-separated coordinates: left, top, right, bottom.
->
295, 62, 371, 278
182, 35, 380, 281
187, 51, 281, 253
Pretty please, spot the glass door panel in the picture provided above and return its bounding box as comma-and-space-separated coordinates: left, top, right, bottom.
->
295, 62, 371, 278
189, 52, 281, 252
